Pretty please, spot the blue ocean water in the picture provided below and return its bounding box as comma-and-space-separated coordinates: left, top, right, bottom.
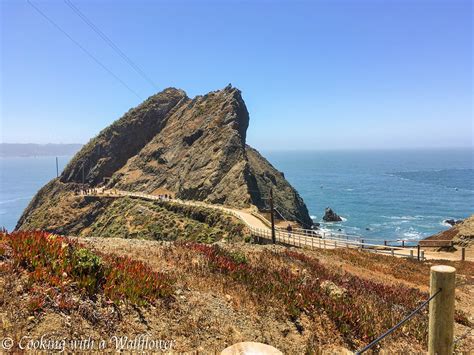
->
0, 149, 473, 243
0, 156, 71, 231
264, 148, 473, 243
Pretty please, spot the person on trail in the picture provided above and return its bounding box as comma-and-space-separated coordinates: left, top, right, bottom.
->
286, 223, 292, 238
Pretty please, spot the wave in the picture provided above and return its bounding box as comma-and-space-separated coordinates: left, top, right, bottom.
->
402, 230, 424, 240
380, 215, 422, 221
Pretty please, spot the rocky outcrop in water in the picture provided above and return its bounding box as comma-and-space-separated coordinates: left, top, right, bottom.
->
323, 207, 342, 222
17, 86, 313, 234
444, 219, 463, 227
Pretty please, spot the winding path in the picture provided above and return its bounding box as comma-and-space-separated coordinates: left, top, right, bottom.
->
82, 188, 466, 261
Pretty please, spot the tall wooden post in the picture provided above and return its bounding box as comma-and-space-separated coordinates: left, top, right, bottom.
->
428, 265, 456, 355
269, 188, 276, 244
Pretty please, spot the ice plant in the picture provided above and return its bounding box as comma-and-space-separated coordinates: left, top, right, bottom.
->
1, 231, 174, 309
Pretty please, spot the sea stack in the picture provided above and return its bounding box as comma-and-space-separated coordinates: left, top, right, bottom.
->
16, 86, 313, 234
323, 207, 343, 222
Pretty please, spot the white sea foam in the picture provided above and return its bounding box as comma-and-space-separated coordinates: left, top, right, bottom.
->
381, 215, 421, 221
402, 229, 424, 240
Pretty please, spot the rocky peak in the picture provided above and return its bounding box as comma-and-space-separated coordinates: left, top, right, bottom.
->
17, 86, 314, 233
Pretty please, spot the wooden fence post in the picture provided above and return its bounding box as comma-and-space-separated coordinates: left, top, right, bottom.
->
428, 265, 456, 355
417, 245, 421, 261
461, 247, 465, 261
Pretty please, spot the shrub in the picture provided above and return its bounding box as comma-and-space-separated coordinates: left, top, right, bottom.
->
70, 248, 104, 295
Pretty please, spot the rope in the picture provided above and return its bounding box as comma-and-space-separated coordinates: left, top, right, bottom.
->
355, 288, 442, 354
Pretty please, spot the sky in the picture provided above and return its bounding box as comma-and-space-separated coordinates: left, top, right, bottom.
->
1, 0, 472, 150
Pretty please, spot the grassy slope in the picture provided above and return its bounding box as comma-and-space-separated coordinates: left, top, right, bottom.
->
1, 233, 472, 353
17, 190, 247, 243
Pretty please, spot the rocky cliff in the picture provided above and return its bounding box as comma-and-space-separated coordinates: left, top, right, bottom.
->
423, 215, 474, 246
16, 85, 312, 235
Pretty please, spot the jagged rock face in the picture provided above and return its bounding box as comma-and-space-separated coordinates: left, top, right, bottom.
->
17, 86, 313, 232
113, 86, 252, 207
245, 146, 312, 226
61, 88, 187, 186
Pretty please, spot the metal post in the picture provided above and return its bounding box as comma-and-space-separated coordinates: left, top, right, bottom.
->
402, 240, 405, 248
417, 245, 421, 261
461, 247, 466, 261
428, 265, 456, 355
270, 188, 276, 244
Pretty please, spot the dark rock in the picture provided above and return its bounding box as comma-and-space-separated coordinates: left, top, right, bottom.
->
444, 219, 463, 227
323, 207, 343, 222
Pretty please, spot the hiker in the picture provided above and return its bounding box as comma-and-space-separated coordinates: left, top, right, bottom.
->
286, 223, 292, 237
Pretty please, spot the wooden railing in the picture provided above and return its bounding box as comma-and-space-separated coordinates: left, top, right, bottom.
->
82, 189, 421, 260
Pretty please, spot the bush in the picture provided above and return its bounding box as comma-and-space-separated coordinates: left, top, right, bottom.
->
71, 248, 104, 295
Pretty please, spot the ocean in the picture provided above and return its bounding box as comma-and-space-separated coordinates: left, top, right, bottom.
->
1, 149, 473, 243
265, 148, 473, 243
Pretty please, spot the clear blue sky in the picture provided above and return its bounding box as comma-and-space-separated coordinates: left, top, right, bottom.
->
1, 0, 472, 150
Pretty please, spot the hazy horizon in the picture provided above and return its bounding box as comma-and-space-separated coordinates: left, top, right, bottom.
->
1, 0, 472, 150
1, 142, 473, 153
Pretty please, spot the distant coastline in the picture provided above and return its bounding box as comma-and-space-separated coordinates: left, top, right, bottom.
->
0, 143, 83, 157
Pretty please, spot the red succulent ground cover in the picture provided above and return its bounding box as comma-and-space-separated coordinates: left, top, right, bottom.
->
187, 243, 430, 348
0, 231, 174, 311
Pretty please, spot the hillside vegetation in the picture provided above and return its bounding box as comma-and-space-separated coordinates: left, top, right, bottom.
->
1, 231, 472, 353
